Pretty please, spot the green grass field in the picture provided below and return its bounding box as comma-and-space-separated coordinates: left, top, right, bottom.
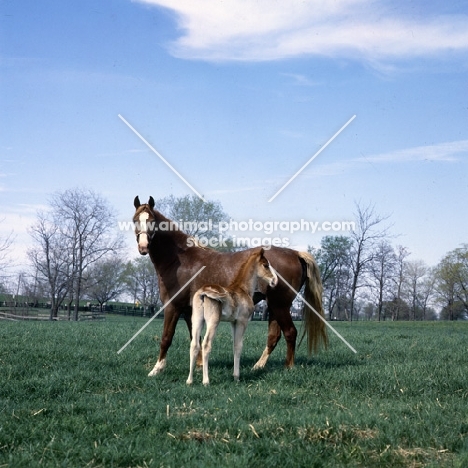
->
0, 318, 467, 467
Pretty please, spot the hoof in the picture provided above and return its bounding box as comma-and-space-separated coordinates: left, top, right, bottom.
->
148, 359, 166, 376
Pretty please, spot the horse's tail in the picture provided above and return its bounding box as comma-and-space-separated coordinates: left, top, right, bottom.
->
200, 285, 229, 303
298, 251, 328, 354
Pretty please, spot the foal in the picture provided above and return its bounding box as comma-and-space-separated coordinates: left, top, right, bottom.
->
187, 247, 278, 385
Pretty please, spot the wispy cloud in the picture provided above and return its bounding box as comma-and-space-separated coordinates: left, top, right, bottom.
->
136, 0, 468, 64
296, 139, 468, 179
357, 140, 468, 164
281, 73, 321, 87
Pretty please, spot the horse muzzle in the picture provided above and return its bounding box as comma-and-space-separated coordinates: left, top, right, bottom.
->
138, 245, 149, 255
136, 232, 150, 255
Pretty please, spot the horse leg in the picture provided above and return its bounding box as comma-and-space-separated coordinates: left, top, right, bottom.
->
253, 305, 298, 369
182, 307, 203, 367
231, 321, 247, 381
252, 313, 282, 370
148, 305, 180, 377
275, 307, 298, 368
201, 304, 220, 386
187, 306, 204, 385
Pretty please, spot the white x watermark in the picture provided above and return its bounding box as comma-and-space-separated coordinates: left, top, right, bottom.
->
117, 266, 206, 354
274, 269, 357, 354
268, 115, 356, 202
118, 114, 206, 202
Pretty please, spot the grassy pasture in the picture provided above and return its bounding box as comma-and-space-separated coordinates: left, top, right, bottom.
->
0, 318, 467, 467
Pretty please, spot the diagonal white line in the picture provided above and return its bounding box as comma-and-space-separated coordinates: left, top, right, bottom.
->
268, 114, 356, 203
274, 269, 357, 354
118, 114, 206, 202
117, 266, 206, 354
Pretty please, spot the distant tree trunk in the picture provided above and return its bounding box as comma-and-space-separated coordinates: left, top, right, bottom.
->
377, 286, 384, 322
73, 278, 81, 322
49, 297, 58, 321
448, 299, 454, 321
67, 297, 73, 321
349, 203, 391, 322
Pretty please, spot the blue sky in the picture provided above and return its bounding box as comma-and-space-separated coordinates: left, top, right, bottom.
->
1, 0, 467, 268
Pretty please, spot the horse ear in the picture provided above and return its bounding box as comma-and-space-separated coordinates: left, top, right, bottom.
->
259, 247, 265, 257
148, 196, 155, 209
134, 196, 141, 209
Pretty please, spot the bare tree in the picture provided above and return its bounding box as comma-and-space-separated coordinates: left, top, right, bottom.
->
404, 260, 428, 320
51, 188, 125, 320
19, 269, 47, 307
125, 257, 161, 315
28, 189, 124, 320
85, 256, 127, 312
391, 245, 411, 320
311, 236, 353, 320
349, 202, 391, 321
28, 212, 72, 319
0, 218, 14, 283
368, 241, 396, 321
418, 268, 437, 320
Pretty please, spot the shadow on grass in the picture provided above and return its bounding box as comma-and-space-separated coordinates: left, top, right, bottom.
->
199, 351, 363, 386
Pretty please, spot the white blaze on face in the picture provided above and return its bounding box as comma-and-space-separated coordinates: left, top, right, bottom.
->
269, 265, 278, 287
138, 212, 150, 252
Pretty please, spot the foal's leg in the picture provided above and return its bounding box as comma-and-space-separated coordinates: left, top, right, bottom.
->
149, 304, 180, 376
201, 301, 220, 386
231, 320, 247, 381
183, 307, 203, 367
187, 300, 204, 384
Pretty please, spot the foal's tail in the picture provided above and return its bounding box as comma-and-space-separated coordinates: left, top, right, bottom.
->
298, 251, 328, 354
200, 285, 229, 303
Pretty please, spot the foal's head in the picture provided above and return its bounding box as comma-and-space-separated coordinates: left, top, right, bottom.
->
255, 248, 278, 289
133, 195, 156, 255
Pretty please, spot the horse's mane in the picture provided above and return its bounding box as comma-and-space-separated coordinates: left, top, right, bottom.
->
228, 248, 263, 291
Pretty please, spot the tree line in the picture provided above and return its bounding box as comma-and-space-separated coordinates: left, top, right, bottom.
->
0, 189, 160, 320
0, 188, 466, 321
310, 204, 468, 321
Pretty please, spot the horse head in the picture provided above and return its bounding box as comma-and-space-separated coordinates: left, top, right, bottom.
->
133, 195, 156, 255
257, 248, 278, 288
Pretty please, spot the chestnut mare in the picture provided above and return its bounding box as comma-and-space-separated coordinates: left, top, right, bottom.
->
133, 196, 327, 376
187, 247, 278, 385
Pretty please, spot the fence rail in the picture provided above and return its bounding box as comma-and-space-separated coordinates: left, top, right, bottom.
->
0, 309, 51, 321
0, 301, 301, 322
0, 303, 159, 321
